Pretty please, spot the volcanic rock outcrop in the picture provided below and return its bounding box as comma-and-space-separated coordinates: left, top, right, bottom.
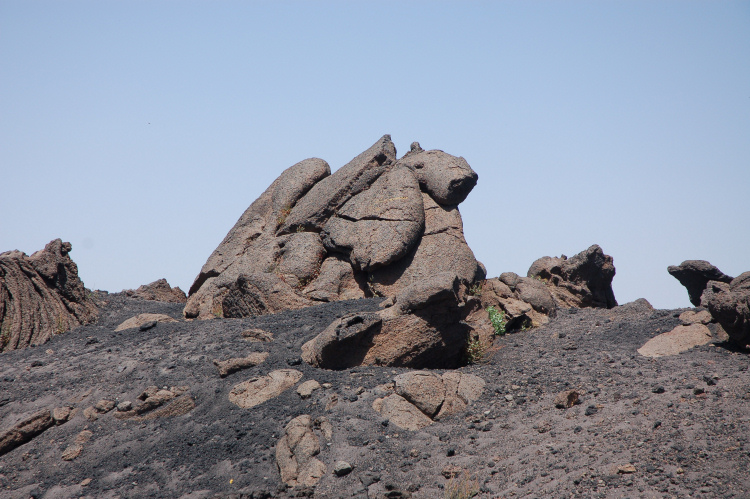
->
184, 136, 483, 321
465, 245, 618, 348
701, 271, 750, 346
0, 239, 97, 352
668, 260, 734, 307
123, 278, 187, 303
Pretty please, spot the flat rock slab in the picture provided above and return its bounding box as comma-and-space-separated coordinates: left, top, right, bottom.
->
372, 393, 434, 431
228, 369, 303, 409
374, 372, 486, 430
275, 414, 327, 487
213, 352, 269, 377
637, 324, 713, 358
679, 310, 713, 325
114, 313, 178, 332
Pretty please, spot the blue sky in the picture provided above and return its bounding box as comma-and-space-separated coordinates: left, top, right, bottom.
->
1, 1, 748, 308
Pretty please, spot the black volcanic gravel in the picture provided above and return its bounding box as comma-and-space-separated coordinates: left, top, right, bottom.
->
1, 295, 749, 498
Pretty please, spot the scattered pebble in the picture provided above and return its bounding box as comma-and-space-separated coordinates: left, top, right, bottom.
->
333, 461, 353, 477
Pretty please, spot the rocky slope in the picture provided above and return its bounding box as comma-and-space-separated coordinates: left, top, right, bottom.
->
1, 293, 748, 499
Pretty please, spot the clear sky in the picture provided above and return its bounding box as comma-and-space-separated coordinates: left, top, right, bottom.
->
1, 1, 748, 309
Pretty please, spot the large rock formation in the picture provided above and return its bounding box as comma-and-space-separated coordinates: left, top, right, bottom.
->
0, 239, 97, 352
668, 260, 734, 307
702, 272, 750, 346
184, 136, 484, 328
465, 245, 617, 349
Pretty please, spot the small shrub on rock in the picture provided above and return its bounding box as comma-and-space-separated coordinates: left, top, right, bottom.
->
487, 306, 506, 335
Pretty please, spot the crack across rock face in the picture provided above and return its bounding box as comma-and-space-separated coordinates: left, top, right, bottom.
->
372, 371, 486, 430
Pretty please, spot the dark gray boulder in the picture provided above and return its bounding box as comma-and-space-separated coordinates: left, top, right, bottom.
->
702, 271, 750, 346
278, 135, 397, 234
321, 166, 424, 271
395, 142, 478, 205
667, 260, 734, 307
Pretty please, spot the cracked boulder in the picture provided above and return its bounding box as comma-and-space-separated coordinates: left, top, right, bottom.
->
275, 415, 329, 487
0, 239, 97, 352
184, 136, 484, 335
372, 372, 485, 430
527, 244, 617, 309
322, 165, 424, 271
301, 254, 368, 302
702, 271, 750, 346
369, 192, 485, 297
668, 260, 734, 307
278, 135, 397, 234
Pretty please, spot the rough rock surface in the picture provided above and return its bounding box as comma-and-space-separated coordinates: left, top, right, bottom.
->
371, 371, 486, 432
321, 166, 424, 272
528, 244, 618, 309
228, 369, 303, 409
637, 324, 713, 358
213, 352, 269, 377
123, 278, 186, 303
466, 274, 556, 346
184, 157, 330, 319
0, 239, 97, 352
220, 272, 314, 318
275, 415, 329, 487
369, 192, 484, 297
371, 393, 434, 431
278, 135, 397, 234
668, 260, 734, 306
302, 254, 367, 302
395, 142, 478, 205
702, 271, 750, 345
